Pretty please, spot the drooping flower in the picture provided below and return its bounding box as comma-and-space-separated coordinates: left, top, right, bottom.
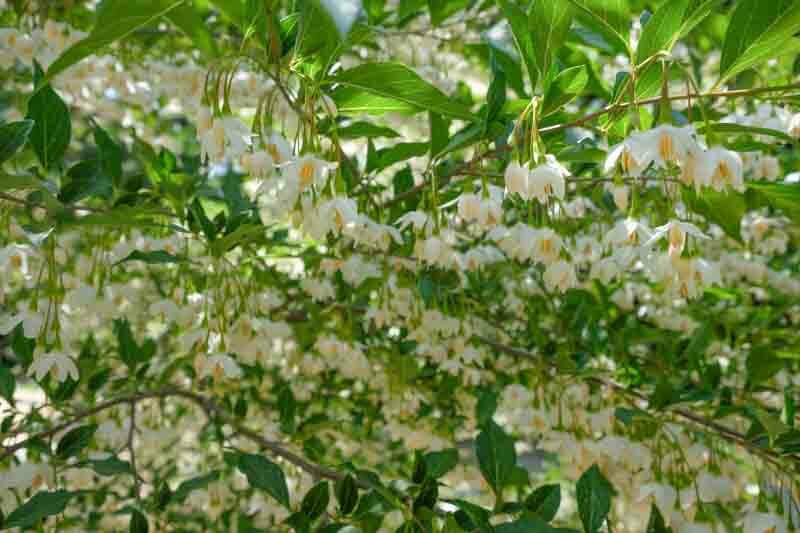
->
742, 512, 788, 533
28, 350, 79, 383
528, 155, 569, 203
645, 220, 709, 262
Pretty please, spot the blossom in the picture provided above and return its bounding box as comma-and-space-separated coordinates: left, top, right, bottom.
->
285, 155, 337, 191
703, 146, 744, 191
528, 155, 569, 203
543, 260, 577, 292
0, 309, 44, 338
200, 116, 251, 162
263, 132, 293, 165
505, 161, 529, 198
638, 483, 677, 524
645, 220, 709, 262
28, 350, 79, 382
196, 353, 242, 381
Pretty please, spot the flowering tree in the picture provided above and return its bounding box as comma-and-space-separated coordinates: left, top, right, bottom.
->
1, 0, 800, 531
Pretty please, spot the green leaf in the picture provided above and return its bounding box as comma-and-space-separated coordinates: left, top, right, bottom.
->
335, 474, 359, 515
236, 452, 291, 509
646, 504, 671, 533
301, 481, 330, 521
85, 456, 133, 476
496, 515, 559, 533
329, 63, 473, 120
46, 0, 185, 81
0, 120, 35, 164
525, 484, 561, 522
165, 3, 218, 58
367, 142, 429, 173
567, 0, 630, 54
295, 0, 347, 78
115, 250, 187, 266
113, 318, 140, 368
543, 65, 589, 115
59, 160, 112, 203
423, 449, 459, 479
529, 1, 574, 83
576, 464, 613, 533
746, 345, 785, 388
3, 491, 74, 529
635, 0, 690, 65
94, 125, 123, 182
129, 508, 149, 533
0, 365, 15, 405
26, 64, 71, 171
172, 471, 220, 504
56, 424, 98, 459
682, 186, 745, 243
328, 121, 401, 140
475, 420, 516, 495
746, 182, 800, 223
698, 122, 795, 143
428, 0, 469, 25
497, 0, 538, 89
719, 0, 800, 83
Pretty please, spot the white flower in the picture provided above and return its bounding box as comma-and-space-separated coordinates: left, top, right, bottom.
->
605, 218, 652, 247
505, 161, 529, 198
742, 512, 788, 533
0, 309, 44, 338
642, 124, 697, 168
638, 483, 677, 524
396, 211, 432, 235
543, 260, 576, 293
263, 132, 293, 165
528, 155, 568, 203
196, 353, 242, 381
201, 116, 251, 162
28, 350, 79, 382
703, 146, 744, 191
285, 155, 337, 192
241, 150, 275, 177
645, 220, 709, 262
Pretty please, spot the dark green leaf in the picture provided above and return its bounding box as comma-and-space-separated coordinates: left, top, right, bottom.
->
113, 318, 139, 369
172, 471, 221, 504
635, 0, 690, 65
165, 3, 218, 58
26, 63, 71, 170
497, 0, 538, 89
423, 449, 459, 479
0, 120, 35, 164
4, 490, 73, 529
85, 456, 133, 476
567, 0, 630, 54
682, 186, 745, 243
525, 484, 561, 522
646, 503, 671, 533
56, 424, 98, 459
94, 126, 123, 182
236, 453, 291, 508
330, 121, 401, 139
129, 508, 149, 533
301, 481, 330, 521
475, 420, 516, 495
335, 474, 359, 515
368, 142, 429, 173
0, 365, 15, 405
543, 65, 589, 115
576, 464, 613, 533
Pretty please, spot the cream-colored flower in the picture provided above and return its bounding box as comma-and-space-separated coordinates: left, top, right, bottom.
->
28, 350, 79, 382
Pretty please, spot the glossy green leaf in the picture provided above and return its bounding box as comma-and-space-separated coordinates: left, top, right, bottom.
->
172, 471, 221, 503
0, 364, 15, 405
26, 64, 71, 170
115, 250, 187, 266
3, 490, 74, 529
129, 508, 149, 533
475, 420, 516, 495
525, 484, 561, 522
46, 0, 184, 82
529, 1, 574, 83
682, 186, 746, 243
56, 424, 98, 459
635, 0, 690, 65
719, 0, 800, 83
335, 474, 359, 515
543, 64, 589, 115
497, 0, 538, 89
423, 448, 459, 479
329, 63, 473, 120
236, 452, 291, 508
301, 481, 330, 521
576, 464, 613, 533
567, 0, 630, 54
0, 120, 35, 164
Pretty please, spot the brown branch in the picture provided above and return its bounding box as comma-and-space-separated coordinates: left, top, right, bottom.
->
0, 387, 369, 489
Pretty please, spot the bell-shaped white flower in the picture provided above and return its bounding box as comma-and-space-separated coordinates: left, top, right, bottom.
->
702, 146, 744, 191
28, 350, 79, 383
285, 155, 337, 192
263, 132, 293, 165
505, 161, 529, 198
529, 155, 568, 203
638, 483, 677, 525
200, 116, 251, 163
645, 220, 709, 262
196, 353, 242, 381
0, 309, 44, 338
